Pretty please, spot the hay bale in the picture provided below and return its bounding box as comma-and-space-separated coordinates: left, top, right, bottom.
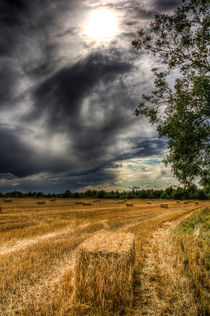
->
73, 231, 135, 312
0, 207, 2, 213
195, 202, 199, 205
176, 201, 180, 203
160, 204, 168, 209
184, 201, 189, 204
49, 198, 56, 202
3, 199, 12, 202
118, 201, 124, 204
75, 201, 83, 205
83, 202, 91, 206
93, 200, 101, 202
37, 201, 46, 205
147, 201, 152, 204
126, 203, 134, 207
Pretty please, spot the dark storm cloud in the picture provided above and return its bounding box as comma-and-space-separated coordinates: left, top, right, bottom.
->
24, 52, 137, 173
0, 1, 52, 108
0, 0, 83, 100
61, 167, 116, 191
123, 0, 182, 22
0, 65, 19, 108
0, 173, 17, 180
133, 139, 167, 158
30, 52, 133, 127
0, 126, 74, 178
56, 27, 78, 38
119, 139, 167, 161
0, 1, 47, 56
0, 127, 40, 177
0, 0, 29, 45
154, 0, 181, 11
0, 0, 179, 191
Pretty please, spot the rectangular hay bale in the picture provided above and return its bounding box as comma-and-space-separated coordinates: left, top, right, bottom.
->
37, 201, 45, 205
160, 204, 168, 208
73, 231, 135, 312
126, 203, 134, 207
4, 199, 12, 202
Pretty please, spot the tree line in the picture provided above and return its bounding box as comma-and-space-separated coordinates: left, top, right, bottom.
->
0, 185, 209, 200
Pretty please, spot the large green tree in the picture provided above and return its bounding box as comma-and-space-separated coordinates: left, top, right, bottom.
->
132, 0, 209, 187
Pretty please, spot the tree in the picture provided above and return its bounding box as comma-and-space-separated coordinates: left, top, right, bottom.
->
132, 0, 209, 187
63, 190, 72, 198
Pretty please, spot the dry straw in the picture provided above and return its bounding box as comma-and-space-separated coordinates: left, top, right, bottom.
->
73, 231, 135, 313
160, 204, 168, 208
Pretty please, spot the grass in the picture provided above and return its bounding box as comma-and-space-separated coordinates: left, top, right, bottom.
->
177, 207, 210, 236
0, 198, 209, 315
171, 208, 210, 315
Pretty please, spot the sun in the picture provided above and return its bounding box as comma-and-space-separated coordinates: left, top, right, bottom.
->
84, 9, 119, 42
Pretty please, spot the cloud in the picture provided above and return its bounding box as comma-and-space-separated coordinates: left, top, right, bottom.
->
154, 0, 181, 11
0, 173, 17, 180
29, 53, 133, 127
120, 0, 182, 29
129, 186, 140, 190
0, 0, 181, 192
0, 126, 75, 178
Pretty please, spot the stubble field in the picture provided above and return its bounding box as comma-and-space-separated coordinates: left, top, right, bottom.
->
0, 198, 209, 315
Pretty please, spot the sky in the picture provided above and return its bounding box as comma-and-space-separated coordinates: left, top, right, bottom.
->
0, 0, 183, 193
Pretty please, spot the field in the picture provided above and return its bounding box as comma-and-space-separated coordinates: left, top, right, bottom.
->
0, 198, 209, 315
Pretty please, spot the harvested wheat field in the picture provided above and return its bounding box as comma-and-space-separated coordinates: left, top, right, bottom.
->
0, 198, 209, 315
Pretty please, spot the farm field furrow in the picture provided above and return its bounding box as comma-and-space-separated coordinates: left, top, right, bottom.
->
0, 198, 209, 315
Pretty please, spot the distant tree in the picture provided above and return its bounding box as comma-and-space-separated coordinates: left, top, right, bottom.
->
73, 192, 80, 198
37, 192, 44, 198
64, 190, 72, 198
132, 0, 209, 187
1, 186, 209, 200
97, 190, 106, 199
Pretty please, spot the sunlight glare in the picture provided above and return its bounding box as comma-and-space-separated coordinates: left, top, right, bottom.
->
84, 9, 118, 42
